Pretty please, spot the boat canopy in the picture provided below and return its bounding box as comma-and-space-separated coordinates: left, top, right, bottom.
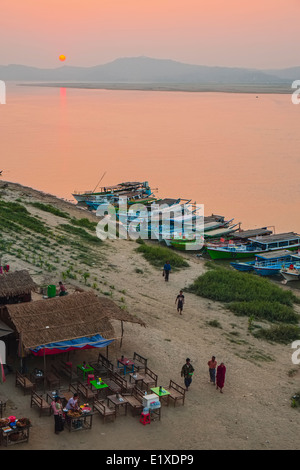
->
249, 232, 300, 248
255, 250, 300, 260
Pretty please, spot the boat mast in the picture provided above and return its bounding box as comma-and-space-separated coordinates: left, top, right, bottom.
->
92, 171, 107, 193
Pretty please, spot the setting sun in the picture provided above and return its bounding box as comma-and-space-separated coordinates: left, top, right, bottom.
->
59, 55, 66, 62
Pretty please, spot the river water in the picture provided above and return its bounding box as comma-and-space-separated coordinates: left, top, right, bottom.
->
1, 83, 299, 233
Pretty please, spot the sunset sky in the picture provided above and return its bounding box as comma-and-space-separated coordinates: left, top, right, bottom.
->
0, 0, 299, 69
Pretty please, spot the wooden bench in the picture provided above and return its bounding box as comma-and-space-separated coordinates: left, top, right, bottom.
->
107, 371, 135, 394
105, 377, 122, 395
132, 352, 148, 372
163, 380, 186, 407
15, 371, 35, 395
30, 391, 52, 417
46, 365, 61, 389
123, 386, 144, 416
93, 399, 116, 423
90, 353, 115, 377
77, 381, 97, 402
59, 361, 77, 383
138, 367, 158, 391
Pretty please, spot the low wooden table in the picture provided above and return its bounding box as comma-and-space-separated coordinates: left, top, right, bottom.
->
129, 372, 144, 387
0, 425, 30, 446
30, 371, 44, 389
107, 394, 129, 416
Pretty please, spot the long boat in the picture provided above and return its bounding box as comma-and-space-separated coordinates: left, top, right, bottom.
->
203, 223, 239, 239
231, 250, 300, 276
87, 193, 159, 211
169, 237, 204, 251
73, 181, 152, 204
206, 232, 300, 260
280, 266, 300, 282
166, 224, 238, 251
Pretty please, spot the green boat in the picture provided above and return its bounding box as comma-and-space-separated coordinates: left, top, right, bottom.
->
206, 232, 300, 260
169, 238, 204, 251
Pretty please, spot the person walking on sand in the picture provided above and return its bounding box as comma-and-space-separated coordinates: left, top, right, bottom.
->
216, 362, 226, 393
207, 355, 217, 385
175, 290, 185, 314
181, 358, 194, 391
163, 261, 171, 282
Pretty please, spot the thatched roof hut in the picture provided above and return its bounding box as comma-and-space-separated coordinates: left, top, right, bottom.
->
0, 270, 37, 305
5, 291, 145, 352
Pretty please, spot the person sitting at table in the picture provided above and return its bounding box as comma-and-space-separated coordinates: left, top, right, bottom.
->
65, 393, 79, 411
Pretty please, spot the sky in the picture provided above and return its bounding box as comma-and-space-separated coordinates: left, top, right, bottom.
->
0, 0, 299, 69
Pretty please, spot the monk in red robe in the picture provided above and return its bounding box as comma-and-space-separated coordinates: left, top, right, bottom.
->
216, 363, 226, 393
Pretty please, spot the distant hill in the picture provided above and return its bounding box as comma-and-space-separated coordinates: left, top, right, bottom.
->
0, 57, 297, 84
266, 66, 300, 81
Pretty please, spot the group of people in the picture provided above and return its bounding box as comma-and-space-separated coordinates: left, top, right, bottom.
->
51, 392, 80, 434
181, 357, 226, 393
207, 356, 226, 393
163, 263, 227, 392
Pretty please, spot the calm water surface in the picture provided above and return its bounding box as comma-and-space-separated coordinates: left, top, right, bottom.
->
1, 83, 300, 233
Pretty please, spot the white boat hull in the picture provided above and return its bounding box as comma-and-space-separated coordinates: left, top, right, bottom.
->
280, 268, 300, 282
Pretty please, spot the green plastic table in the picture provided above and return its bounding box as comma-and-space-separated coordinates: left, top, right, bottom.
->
89, 380, 109, 398
77, 364, 94, 381
151, 387, 170, 406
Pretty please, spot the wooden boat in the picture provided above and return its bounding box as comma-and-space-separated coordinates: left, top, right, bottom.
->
280, 266, 300, 282
231, 227, 273, 241
169, 237, 204, 251
167, 223, 238, 251
203, 224, 239, 239
88, 193, 159, 211
73, 181, 152, 204
230, 261, 255, 272
207, 233, 300, 260
231, 250, 300, 276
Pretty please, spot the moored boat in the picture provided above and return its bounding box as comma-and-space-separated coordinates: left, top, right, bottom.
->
280, 266, 300, 282
207, 232, 300, 260
169, 237, 204, 251
73, 181, 153, 206
231, 250, 300, 276
203, 223, 239, 239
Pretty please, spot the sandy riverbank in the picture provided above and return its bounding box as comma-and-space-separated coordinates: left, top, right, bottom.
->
0, 180, 299, 451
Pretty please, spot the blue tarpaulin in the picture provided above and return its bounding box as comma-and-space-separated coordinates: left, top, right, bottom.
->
30, 334, 114, 356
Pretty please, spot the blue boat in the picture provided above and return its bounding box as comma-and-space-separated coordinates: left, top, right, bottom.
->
230, 261, 255, 272
231, 250, 300, 276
